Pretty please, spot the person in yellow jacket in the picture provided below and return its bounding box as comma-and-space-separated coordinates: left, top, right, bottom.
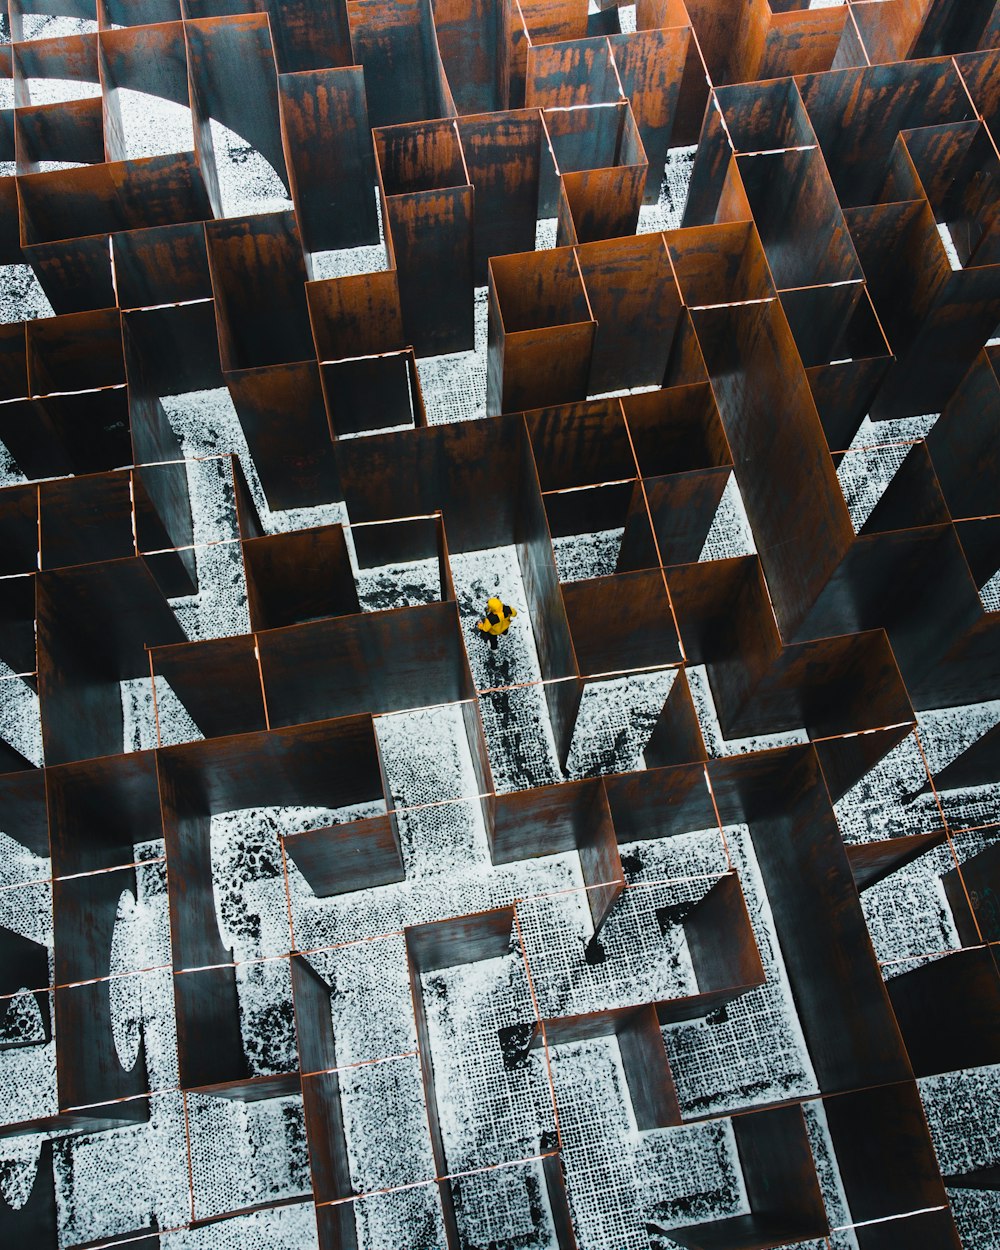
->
476, 597, 517, 650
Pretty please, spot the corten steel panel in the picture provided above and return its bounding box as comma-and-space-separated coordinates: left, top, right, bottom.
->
307, 270, 406, 360
552, 106, 647, 244
0, 925, 49, 1003
36, 558, 185, 765
690, 298, 855, 641
805, 355, 894, 453
508, 0, 589, 110
406, 904, 516, 970
405, 971, 462, 1250
256, 0, 354, 73
337, 414, 526, 551
489, 773, 599, 861
170, 963, 252, 1093
142, 708, 353, 811
98, 20, 191, 109
643, 667, 709, 768
375, 119, 474, 355
664, 557, 765, 667
348, 0, 455, 127
856, 0, 999, 63
122, 302, 223, 398
539, 97, 623, 205
26, 308, 124, 395
226, 361, 341, 511
12, 29, 100, 91
678, 870, 765, 1002
150, 634, 268, 740
610, 25, 690, 199
623, 384, 731, 477
0, 1140, 57, 1242
487, 249, 596, 416
644, 467, 730, 566
759, 5, 851, 81
489, 780, 624, 932
6, 395, 112, 481
460, 692, 495, 829
242, 523, 360, 632
927, 613, 1000, 711
536, 1002, 681, 1129
846, 830, 950, 893
320, 348, 421, 438
889, 946, 1000, 1077
205, 213, 314, 372
617, 479, 661, 572
715, 77, 817, 154
540, 1153, 578, 1250
0, 323, 28, 403
0, 736, 34, 776
16, 153, 214, 246
257, 601, 474, 728
0, 177, 19, 268
665, 220, 774, 305
782, 278, 879, 366
112, 222, 214, 310
847, 198, 1000, 419
574, 233, 682, 395
0, 483, 39, 576
231, 455, 265, 540
859, 444, 950, 536
640, 284, 712, 382
674, 0, 758, 86
526, 398, 637, 491
709, 747, 915, 1094
279, 67, 379, 253
291, 998, 356, 1232
543, 479, 633, 543
45, 750, 162, 878
52, 874, 152, 1106
15, 96, 105, 172
316, 1201, 362, 1250
823, 1081, 954, 1227
736, 146, 863, 291
667, 1105, 829, 1250
515, 428, 583, 765
525, 36, 621, 109
0, 576, 37, 682
284, 814, 404, 897
351, 514, 442, 570
791, 524, 991, 706
854, 1210, 963, 1250
956, 47, 1000, 135
243, 522, 362, 630
812, 722, 914, 804
289, 953, 337, 1088
562, 569, 682, 673
127, 418, 196, 595
720, 629, 914, 741
899, 121, 1000, 267
0, 770, 49, 859
944, 839, 1000, 942
432, 0, 510, 115
616, 1005, 682, 1129
183, 13, 290, 189
796, 58, 973, 211
456, 110, 541, 283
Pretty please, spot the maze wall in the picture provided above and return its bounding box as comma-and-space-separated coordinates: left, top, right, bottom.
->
1, 0, 1000, 1247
